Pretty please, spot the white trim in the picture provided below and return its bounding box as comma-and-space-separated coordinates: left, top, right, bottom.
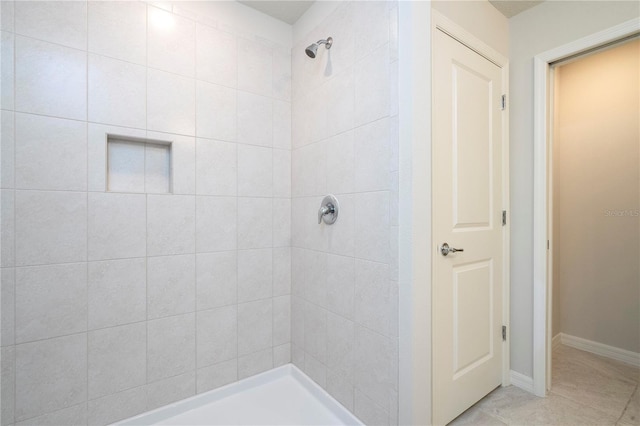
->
552, 333, 562, 351
532, 18, 640, 398
559, 334, 640, 368
509, 370, 534, 394
398, 2, 432, 425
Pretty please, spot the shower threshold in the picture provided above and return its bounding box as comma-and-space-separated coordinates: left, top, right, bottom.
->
114, 364, 363, 425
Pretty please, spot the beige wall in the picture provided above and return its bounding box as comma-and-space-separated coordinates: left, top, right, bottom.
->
432, 1, 509, 57
509, 0, 639, 376
552, 39, 640, 352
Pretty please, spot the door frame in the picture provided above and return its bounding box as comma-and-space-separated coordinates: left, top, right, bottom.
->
431, 8, 512, 404
531, 18, 640, 397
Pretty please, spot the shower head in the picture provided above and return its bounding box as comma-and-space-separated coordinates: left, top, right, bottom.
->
305, 37, 333, 58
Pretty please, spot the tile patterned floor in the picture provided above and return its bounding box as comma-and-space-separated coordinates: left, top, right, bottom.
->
449, 344, 640, 426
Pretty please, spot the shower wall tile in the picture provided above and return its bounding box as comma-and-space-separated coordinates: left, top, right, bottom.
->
195, 196, 237, 252
195, 139, 237, 196
196, 306, 237, 367
196, 81, 237, 142
273, 247, 292, 296
354, 117, 390, 192
354, 260, 390, 336
237, 91, 273, 147
15, 333, 87, 421
238, 299, 272, 356
15, 190, 87, 266
147, 6, 195, 77
273, 197, 292, 247
273, 343, 291, 367
0, 111, 14, 190
196, 251, 237, 310
291, 1, 398, 422
88, 0, 147, 65
87, 386, 148, 426
147, 254, 196, 320
273, 295, 292, 346
147, 69, 195, 136
88, 54, 146, 129
146, 195, 196, 256
15, 263, 87, 344
354, 43, 390, 127
238, 144, 273, 197
196, 24, 237, 88
237, 197, 273, 249
354, 191, 390, 263
237, 38, 273, 98
88, 258, 146, 330
15, 113, 87, 191
88, 193, 146, 261
88, 323, 146, 400
1, 32, 14, 111
1, 346, 15, 423
147, 313, 196, 382
273, 46, 292, 102
151, 132, 196, 195
145, 371, 196, 411
1, 268, 15, 346
1, 190, 15, 268
0, 1, 14, 32
273, 149, 292, 198
273, 100, 292, 149
196, 358, 238, 393
15, 1, 86, 50
325, 132, 355, 195
326, 254, 355, 320
3, 0, 292, 422
15, 403, 87, 426
325, 68, 355, 138
238, 348, 273, 380
15, 37, 87, 121
354, 324, 391, 410
326, 370, 355, 411
237, 248, 272, 303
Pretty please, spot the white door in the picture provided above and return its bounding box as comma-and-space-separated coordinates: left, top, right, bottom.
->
432, 29, 505, 425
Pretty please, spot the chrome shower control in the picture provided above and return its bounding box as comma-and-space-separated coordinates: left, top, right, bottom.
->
318, 195, 339, 225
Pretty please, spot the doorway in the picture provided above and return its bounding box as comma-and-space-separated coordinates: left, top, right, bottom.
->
549, 37, 640, 384
532, 19, 640, 395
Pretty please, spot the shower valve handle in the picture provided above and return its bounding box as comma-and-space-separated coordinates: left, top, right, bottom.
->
318, 205, 334, 224
317, 195, 339, 225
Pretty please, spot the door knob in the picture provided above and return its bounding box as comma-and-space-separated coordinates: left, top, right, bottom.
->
440, 242, 463, 256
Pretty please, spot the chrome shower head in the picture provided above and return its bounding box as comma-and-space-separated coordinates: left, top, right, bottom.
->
305, 37, 333, 58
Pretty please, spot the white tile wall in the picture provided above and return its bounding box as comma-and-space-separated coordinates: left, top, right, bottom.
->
1, 1, 292, 424
291, 1, 399, 424
1, 1, 400, 425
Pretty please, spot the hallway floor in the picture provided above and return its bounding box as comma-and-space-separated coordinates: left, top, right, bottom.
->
449, 344, 639, 425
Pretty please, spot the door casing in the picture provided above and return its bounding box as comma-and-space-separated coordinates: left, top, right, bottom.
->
431, 10, 511, 422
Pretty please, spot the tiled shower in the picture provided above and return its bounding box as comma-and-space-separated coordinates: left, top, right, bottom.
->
0, 1, 398, 425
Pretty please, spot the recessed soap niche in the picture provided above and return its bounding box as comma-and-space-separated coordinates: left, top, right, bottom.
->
107, 135, 172, 193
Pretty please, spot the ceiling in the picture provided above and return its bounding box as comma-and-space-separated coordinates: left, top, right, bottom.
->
488, 0, 544, 18
238, 1, 315, 24
238, 1, 544, 25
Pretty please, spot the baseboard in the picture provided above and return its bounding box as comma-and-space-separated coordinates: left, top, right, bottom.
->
509, 370, 534, 393
560, 333, 640, 368
552, 333, 562, 350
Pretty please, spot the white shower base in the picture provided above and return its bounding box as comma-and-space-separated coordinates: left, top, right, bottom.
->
115, 364, 362, 426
